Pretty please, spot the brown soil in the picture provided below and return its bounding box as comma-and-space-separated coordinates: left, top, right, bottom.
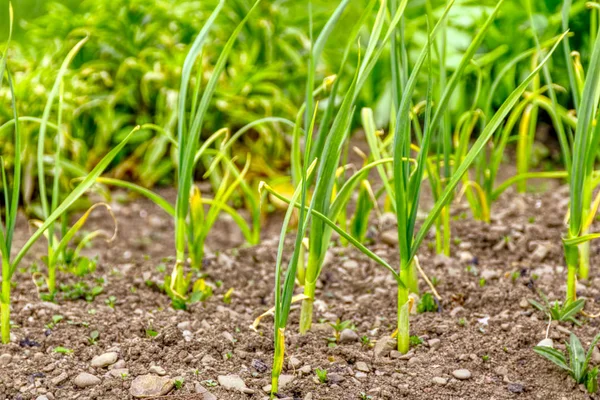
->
1, 183, 600, 400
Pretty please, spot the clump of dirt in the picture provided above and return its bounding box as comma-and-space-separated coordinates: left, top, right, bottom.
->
1, 185, 599, 400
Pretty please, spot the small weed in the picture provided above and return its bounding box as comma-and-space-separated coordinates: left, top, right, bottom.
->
53, 346, 73, 355
88, 330, 99, 345
360, 335, 373, 348
417, 293, 437, 313
535, 333, 600, 394
105, 296, 117, 308
529, 291, 585, 325
45, 315, 64, 330
174, 377, 184, 390
315, 368, 328, 384
223, 288, 234, 304
409, 335, 423, 347
329, 319, 355, 342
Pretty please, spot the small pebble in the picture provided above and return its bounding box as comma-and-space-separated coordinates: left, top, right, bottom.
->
432, 377, 447, 385
91, 352, 118, 368
452, 369, 472, 380
73, 372, 101, 388
339, 329, 359, 343
355, 361, 370, 372
149, 365, 166, 376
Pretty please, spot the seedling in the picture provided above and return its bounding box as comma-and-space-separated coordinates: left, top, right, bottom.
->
53, 346, 73, 355
359, 393, 373, 400
223, 288, 234, 304
534, 333, 600, 394
145, 326, 159, 338
417, 293, 437, 314
410, 335, 423, 347
60, 282, 104, 302
105, 296, 117, 309
315, 368, 328, 384
174, 377, 184, 390
203, 380, 217, 387
88, 330, 99, 345
529, 292, 585, 326
360, 335, 373, 348
45, 315, 64, 330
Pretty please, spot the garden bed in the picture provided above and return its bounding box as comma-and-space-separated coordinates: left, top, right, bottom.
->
1, 184, 599, 400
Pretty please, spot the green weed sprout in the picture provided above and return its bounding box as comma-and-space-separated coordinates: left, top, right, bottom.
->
315, 368, 328, 384
534, 333, 600, 394
529, 291, 585, 326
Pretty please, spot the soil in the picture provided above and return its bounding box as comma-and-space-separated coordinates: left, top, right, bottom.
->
1, 182, 600, 400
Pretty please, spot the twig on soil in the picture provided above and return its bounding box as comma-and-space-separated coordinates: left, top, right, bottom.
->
415, 256, 442, 301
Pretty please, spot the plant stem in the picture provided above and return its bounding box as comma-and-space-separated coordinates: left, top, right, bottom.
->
406, 259, 419, 295
1, 259, 10, 344
270, 327, 285, 398
564, 243, 578, 303
48, 263, 56, 296
578, 240, 590, 280
299, 281, 315, 334
442, 205, 451, 256
397, 267, 410, 353
435, 216, 443, 254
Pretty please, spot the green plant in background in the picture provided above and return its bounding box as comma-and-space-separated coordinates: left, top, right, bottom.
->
534, 333, 600, 394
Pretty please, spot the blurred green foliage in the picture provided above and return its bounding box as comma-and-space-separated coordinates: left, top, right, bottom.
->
0, 0, 594, 194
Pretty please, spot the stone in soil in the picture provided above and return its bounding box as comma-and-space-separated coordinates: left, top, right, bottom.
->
90, 352, 118, 368
195, 383, 217, 400
355, 361, 370, 372
73, 372, 101, 388
51, 372, 69, 386
537, 338, 553, 348
432, 377, 448, 385
289, 356, 302, 369
452, 369, 472, 380
218, 374, 254, 394
0, 353, 12, 366
130, 374, 174, 398
149, 365, 166, 376
263, 374, 294, 393
339, 328, 359, 343
508, 383, 525, 393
